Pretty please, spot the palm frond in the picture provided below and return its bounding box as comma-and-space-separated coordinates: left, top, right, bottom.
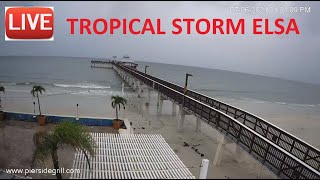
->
111, 101, 115, 109
54, 122, 96, 169
0, 86, 5, 93
111, 95, 127, 110
54, 122, 96, 155
32, 131, 55, 164
32, 122, 96, 171
120, 102, 126, 109
31, 85, 46, 97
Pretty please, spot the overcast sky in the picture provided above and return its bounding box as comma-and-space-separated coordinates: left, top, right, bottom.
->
1, 1, 320, 84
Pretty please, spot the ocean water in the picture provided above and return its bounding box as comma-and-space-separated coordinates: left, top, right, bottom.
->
136, 61, 320, 106
0, 56, 123, 97
0, 56, 320, 117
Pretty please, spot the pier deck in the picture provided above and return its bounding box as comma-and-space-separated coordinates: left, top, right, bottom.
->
105, 60, 320, 179
89, 60, 320, 179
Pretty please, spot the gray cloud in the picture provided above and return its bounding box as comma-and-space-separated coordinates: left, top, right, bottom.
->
0, 1, 319, 84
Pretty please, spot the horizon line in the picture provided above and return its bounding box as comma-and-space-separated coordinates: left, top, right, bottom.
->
1, 55, 319, 86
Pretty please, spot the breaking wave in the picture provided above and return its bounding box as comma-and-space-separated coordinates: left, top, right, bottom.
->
53, 83, 111, 89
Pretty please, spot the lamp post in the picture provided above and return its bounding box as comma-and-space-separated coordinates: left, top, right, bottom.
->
184, 73, 193, 94
181, 73, 192, 110
33, 102, 36, 118
143, 65, 149, 86
76, 104, 79, 120
144, 65, 149, 74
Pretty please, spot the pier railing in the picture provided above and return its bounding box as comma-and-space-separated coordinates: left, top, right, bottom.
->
119, 64, 320, 173
114, 63, 320, 179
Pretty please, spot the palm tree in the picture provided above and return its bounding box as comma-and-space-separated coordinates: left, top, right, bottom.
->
111, 95, 127, 120
31, 122, 96, 179
0, 86, 4, 111
31, 86, 45, 116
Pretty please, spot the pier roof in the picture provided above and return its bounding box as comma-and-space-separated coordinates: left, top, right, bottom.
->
70, 133, 195, 179
118, 56, 136, 63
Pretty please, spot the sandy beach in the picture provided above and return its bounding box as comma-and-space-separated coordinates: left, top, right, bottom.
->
2, 90, 129, 119
0, 91, 277, 179
120, 90, 279, 179
220, 98, 320, 149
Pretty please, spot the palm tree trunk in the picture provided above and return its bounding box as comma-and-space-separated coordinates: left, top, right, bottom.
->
52, 150, 62, 179
37, 93, 41, 116
116, 105, 118, 120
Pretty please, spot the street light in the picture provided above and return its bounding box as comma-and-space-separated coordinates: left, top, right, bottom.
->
144, 65, 149, 74
33, 102, 36, 118
181, 73, 193, 108
143, 65, 150, 87
184, 73, 193, 94
76, 104, 79, 120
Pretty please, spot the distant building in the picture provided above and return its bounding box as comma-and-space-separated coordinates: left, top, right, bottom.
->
118, 55, 138, 69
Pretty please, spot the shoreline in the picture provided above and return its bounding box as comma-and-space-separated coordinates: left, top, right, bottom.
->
3, 88, 320, 149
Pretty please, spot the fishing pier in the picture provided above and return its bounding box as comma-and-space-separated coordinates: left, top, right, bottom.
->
91, 59, 320, 179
